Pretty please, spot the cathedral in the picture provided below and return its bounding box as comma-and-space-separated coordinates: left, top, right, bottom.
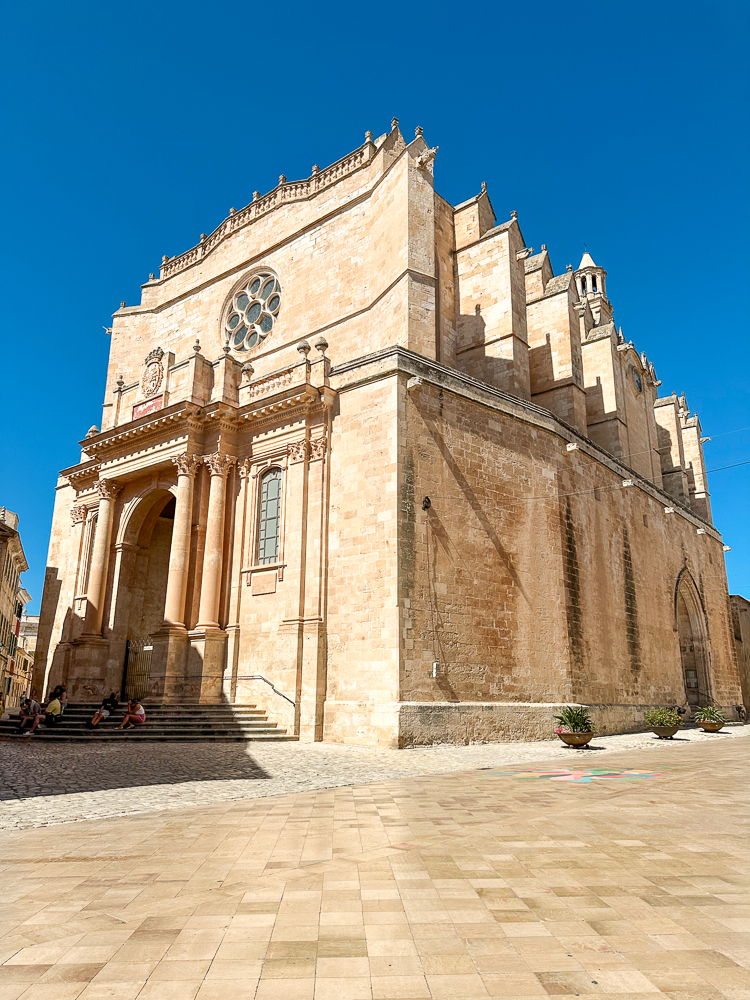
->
35, 120, 743, 746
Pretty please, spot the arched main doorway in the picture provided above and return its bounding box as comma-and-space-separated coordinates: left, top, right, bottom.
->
111, 487, 176, 696
675, 572, 711, 709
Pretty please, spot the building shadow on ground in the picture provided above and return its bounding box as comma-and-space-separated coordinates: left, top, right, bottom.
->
0, 742, 271, 800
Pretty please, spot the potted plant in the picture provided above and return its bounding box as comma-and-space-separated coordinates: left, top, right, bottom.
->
554, 706, 595, 748
644, 707, 683, 739
693, 706, 725, 732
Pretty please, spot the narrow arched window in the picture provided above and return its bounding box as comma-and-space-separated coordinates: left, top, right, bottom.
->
257, 468, 282, 565
592, 275, 597, 292
581, 277, 587, 293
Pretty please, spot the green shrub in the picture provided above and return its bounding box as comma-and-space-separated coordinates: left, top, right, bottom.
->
554, 705, 595, 733
645, 708, 683, 728
693, 706, 725, 723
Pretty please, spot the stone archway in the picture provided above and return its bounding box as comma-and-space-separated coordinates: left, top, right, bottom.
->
111, 487, 177, 661
675, 570, 711, 709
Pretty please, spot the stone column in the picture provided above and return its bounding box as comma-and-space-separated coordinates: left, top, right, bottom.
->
196, 453, 236, 628
82, 479, 121, 636
162, 454, 200, 628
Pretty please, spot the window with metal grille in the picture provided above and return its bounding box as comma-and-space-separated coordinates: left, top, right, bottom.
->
257, 468, 282, 565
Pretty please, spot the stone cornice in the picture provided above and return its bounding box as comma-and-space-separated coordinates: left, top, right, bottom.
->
331, 346, 721, 540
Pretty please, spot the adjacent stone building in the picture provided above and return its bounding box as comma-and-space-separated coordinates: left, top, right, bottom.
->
0, 508, 32, 708
35, 121, 743, 745
730, 595, 750, 716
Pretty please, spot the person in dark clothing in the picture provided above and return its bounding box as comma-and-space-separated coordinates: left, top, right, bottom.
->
87, 692, 119, 729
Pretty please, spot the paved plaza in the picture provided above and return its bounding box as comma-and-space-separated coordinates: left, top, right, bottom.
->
1, 731, 750, 998
1, 727, 749, 831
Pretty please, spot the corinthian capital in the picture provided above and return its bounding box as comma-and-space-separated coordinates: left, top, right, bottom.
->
203, 452, 237, 477
172, 453, 200, 478
70, 504, 87, 524
97, 479, 122, 501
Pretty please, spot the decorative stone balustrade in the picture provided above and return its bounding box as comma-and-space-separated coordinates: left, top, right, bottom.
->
160, 142, 375, 280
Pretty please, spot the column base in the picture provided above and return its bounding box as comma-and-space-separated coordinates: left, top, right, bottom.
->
66, 636, 110, 702
149, 627, 192, 703
188, 627, 228, 704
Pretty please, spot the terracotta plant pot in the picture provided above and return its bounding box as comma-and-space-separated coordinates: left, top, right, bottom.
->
651, 726, 680, 739
557, 731, 594, 748
697, 720, 724, 732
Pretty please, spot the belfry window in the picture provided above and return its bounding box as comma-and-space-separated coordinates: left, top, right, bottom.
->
257, 468, 282, 564
592, 276, 597, 292
581, 277, 587, 293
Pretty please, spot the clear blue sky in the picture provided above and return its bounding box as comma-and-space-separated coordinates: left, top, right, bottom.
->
1, 0, 748, 612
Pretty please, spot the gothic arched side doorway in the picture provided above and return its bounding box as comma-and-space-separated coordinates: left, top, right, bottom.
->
675, 570, 711, 709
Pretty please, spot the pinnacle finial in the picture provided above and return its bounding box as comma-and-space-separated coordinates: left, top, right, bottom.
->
391, 117, 399, 131
510, 210, 518, 220
193, 338, 201, 355
415, 126, 423, 138
365, 130, 373, 143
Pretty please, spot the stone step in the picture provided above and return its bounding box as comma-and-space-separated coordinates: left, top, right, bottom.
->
0, 733, 296, 742
0, 699, 296, 743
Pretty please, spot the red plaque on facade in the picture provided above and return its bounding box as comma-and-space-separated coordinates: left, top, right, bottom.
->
132, 395, 164, 420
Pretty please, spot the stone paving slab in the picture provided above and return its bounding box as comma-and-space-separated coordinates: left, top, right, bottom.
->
0, 725, 748, 831
0, 734, 749, 998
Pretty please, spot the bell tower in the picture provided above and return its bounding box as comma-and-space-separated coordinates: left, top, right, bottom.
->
574, 251, 612, 326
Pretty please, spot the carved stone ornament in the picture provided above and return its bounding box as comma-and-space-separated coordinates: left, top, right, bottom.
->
309, 436, 327, 461
97, 479, 123, 501
416, 146, 438, 170
172, 453, 200, 478
141, 347, 165, 399
203, 452, 237, 477
239, 458, 252, 479
70, 504, 87, 524
288, 440, 309, 464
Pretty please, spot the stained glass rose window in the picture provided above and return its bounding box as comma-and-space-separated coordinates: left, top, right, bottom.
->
225, 271, 281, 352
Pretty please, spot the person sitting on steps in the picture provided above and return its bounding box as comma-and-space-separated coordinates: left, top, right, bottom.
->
21, 689, 63, 736
17, 697, 41, 732
119, 699, 146, 730
87, 692, 119, 729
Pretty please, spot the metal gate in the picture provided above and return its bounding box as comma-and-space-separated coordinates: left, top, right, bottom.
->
121, 637, 153, 702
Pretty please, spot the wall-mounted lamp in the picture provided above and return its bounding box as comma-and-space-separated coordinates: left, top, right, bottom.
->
566, 443, 579, 452
664, 507, 676, 514
422, 496, 431, 511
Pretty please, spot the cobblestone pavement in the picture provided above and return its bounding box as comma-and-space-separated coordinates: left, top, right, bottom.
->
0, 735, 748, 999
2, 725, 748, 831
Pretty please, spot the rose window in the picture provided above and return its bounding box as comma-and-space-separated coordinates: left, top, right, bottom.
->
225, 271, 281, 352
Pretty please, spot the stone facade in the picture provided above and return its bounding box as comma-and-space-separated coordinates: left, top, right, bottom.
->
0, 508, 32, 708
730, 595, 750, 715
34, 121, 743, 745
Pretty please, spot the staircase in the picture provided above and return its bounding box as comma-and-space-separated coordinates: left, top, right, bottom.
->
0, 702, 297, 742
